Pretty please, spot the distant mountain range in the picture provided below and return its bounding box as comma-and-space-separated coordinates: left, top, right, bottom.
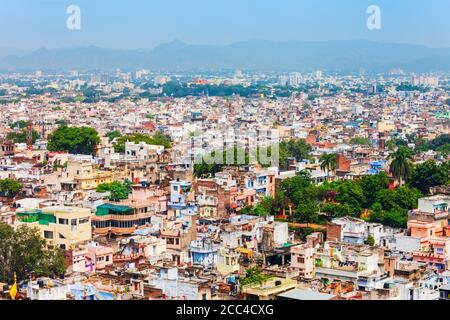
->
1, 40, 450, 72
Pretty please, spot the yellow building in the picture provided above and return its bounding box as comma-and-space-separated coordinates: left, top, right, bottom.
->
217, 248, 240, 275
16, 206, 92, 250
241, 277, 297, 300
67, 160, 113, 191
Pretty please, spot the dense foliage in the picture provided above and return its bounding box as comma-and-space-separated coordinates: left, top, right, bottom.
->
47, 125, 100, 155
107, 130, 122, 142
6, 129, 39, 144
96, 179, 133, 201
278, 139, 312, 170
239, 267, 272, 288
408, 160, 449, 194
0, 179, 22, 198
243, 169, 423, 229
349, 137, 372, 146
0, 224, 65, 283
389, 146, 413, 185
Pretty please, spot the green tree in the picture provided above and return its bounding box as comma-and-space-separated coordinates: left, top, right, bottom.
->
47, 125, 100, 155
107, 130, 122, 142
335, 180, 364, 215
374, 186, 421, 212
0, 179, 22, 198
9, 120, 27, 130
349, 137, 371, 146
296, 201, 319, 223
0, 224, 65, 283
278, 139, 312, 170
388, 146, 413, 186
7, 129, 39, 144
359, 173, 389, 208
239, 267, 272, 289
279, 171, 313, 202
366, 235, 375, 246
409, 160, 449, 195
319, 153, 337, 179
97, 179, 132, 201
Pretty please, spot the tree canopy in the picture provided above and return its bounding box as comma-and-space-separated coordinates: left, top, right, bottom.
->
7, 129, 39, 144
0, 224, 65, 283
389, 146, 413, 185
107, 130, 122, 142
319, 153, 337, 175
278, 139, 312, 170
349, 137, 372, 146
239, 267, 272, 289
409, 160, 449, 194
0, 179, 22, 198
47, 125, 100, 155
96, 179, 132, 202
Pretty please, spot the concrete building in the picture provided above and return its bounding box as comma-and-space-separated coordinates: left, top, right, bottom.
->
16, 206, 92, 250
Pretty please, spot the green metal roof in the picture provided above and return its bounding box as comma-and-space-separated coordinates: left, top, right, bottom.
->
96, 203, 133, 216
17, 210, 56, 225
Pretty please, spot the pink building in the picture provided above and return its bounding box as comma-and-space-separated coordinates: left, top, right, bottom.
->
413, 237, 450, 271
86, 242, 114, 271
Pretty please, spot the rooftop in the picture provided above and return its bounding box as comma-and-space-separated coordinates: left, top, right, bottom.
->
277, 288, 336, 300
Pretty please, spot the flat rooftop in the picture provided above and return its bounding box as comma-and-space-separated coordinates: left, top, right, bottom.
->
277, 288, 336, 300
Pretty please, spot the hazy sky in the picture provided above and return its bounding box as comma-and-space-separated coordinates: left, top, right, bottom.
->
1, 0, 449, 50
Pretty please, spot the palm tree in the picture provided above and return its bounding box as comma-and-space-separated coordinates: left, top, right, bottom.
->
388, 146, 413, 186
319, 153, 337, 181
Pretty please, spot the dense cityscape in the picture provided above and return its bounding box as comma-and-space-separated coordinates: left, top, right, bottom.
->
1, 1, 450, 310
0, 67, 449, 301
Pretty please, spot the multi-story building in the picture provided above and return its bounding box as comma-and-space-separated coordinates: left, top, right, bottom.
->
291, 244, 315, 279
16, 206, 92, 249
408, 196, 450, 239
92, 185, 167, 236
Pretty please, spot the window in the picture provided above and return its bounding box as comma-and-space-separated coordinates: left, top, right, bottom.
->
58, 218, 69, 225
298, 257, 305, 264
44, 231, 54, 239
79, 218, 89, 224
71, 219, 77, 226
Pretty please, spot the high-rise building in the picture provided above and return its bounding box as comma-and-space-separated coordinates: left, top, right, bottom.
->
289, 72, 302, 87
278, 75, 289, 87
411, 75, 439, 88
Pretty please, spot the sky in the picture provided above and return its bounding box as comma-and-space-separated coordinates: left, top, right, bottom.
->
1, 0, 449, 50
